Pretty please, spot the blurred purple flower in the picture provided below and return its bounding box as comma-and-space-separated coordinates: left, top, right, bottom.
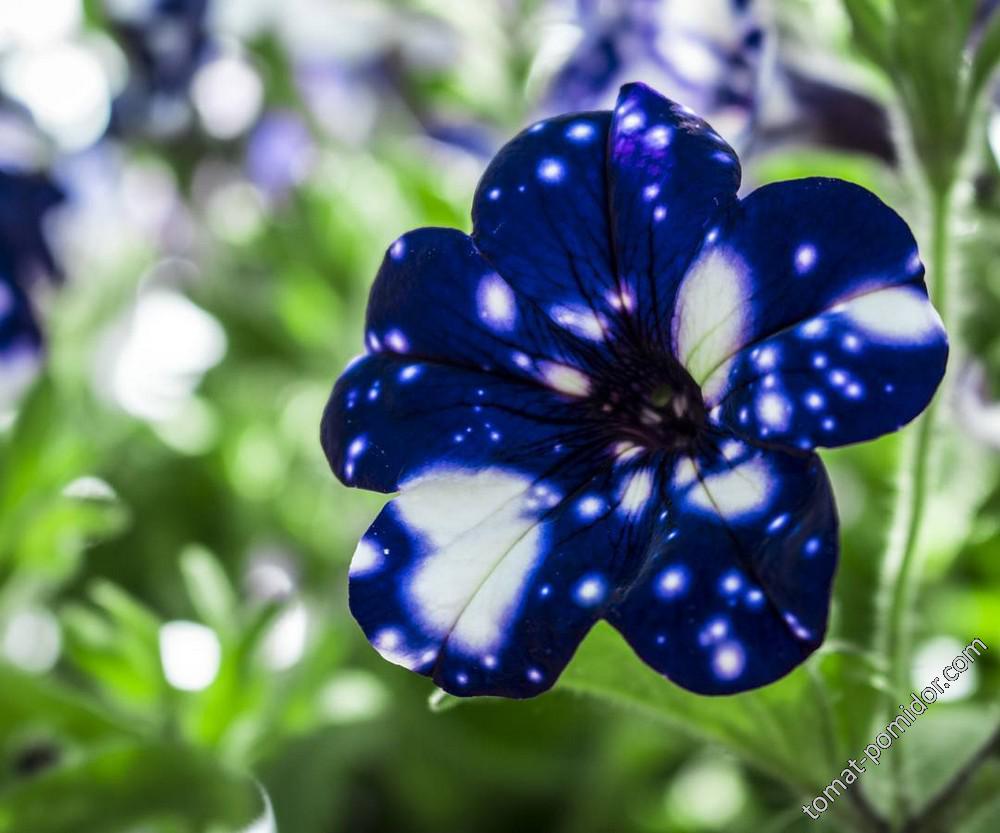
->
105, 0, 211, 137
0, 161, 63, 407
954, 362, 1000, 449
543, 0, 768, 146
0, 170, 64, 285
246, 110, 316, 200
543, 0, 895, 163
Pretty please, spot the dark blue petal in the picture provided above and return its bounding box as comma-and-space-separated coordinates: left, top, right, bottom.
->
321, 352, 597, 494
669, 178, 946, 447
607, 83, 740, 347
0, 272, 42, 405
712, 282, 947, 448
349, 455, 662, 697
607, 438, 837, 695
365, 227, 618, 383
471, 111, 621, 321
0, 170, 65, 284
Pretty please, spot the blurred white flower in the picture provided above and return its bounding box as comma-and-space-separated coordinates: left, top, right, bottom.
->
159, 619, 222, 691
96, 283, 227, 422
1, 606, 62, 673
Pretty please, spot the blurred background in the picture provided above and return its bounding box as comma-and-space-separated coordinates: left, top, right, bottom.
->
0, 1, 999, 831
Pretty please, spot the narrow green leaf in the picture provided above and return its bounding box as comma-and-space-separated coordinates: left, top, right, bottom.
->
0, 741, 267, 833
180, 544, 238, 634
968, 6, 1000, 105
842, 0, 893, 68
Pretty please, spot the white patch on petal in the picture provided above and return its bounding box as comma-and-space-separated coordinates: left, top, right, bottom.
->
396, 467, 547, 656
350, 540, 384, 577
549, 304, 605, 341
687, 458, 773, 520
672, 247, 751, 405
476, 274, 517, 331
537, 361, 590, 397
619, 468, 654, 516
672, 456, 698, 489
841, 285, 943, 345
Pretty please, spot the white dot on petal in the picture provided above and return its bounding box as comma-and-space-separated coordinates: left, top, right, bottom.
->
621, 111, 645, 132
527, 668, 543, 683
699, 616, 728, 646
656, 565, 689, 600
745, 588, 764, 608
845, 382, 864, 399
645, 125, 671, 148
794, 244, 817, 274
483, 654, 497, 669
757, 393, 791, 431
456, 672, 469, 685
805, 391, 824, 410
488, 187, 501, 200
537, 158, 565, 183
574, 574, 607, 607
347, 437, 367, 461
821, 417, 836, 431
719, 570, 742, 594
767, 513, 789, 532
577, 495, 605, 519
713, 641, 746, 679
812, 352, 828, 368
389, 239, 406, 260
829, 369, 848, 387
385, 329, 409, 352
800, 319, 827, 339
754, 347, 778, 370
477, 274, 517, 331
539, 584, 551, 598
784, 612, 812, 641
803, 537, 821, 557
399, 364, 421, 382
566, 121, 595, 142
643, 183, 660, 201
653, 205, 667, 222
842, 333, 862, 352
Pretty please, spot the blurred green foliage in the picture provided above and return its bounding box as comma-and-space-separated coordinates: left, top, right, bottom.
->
1, 1, 1000, 832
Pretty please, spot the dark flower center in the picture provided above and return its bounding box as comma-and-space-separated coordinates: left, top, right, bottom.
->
589, 353, 707, 452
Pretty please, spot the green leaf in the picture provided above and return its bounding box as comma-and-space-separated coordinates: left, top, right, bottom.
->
0, 741, 268, 833
558, 624, 837, 793
842, 0, 893, 67
0, 664, 131, 745
968, 5, 1000, 106
179, 545, 237, 634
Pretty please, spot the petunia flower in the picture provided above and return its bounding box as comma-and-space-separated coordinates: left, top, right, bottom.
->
0, 268, 42, 408
321, 83, 947, 698
106, 0, 212, 138
543, 0, 767, 146
542, 0, 895, 163
0, 166, 64, 409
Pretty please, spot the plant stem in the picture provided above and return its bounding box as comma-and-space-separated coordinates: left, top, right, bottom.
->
907, 721, 1000, 833
878, 185, 952, 827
